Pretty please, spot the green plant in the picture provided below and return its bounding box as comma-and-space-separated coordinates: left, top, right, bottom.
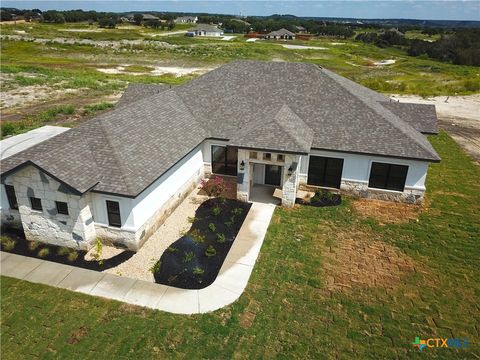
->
200, 176, 227, 197
216, 233, 226, 243
28, 240, 39, 251
205, 245, 216, 257
67, 250, 78, 262
166, 246, 178, 253
211, 206, 221, 216
182, 251, 194, 263
187, 216, 198, 224
149, 261, 161, 274
1, 123, 15, 137
192, 267, 204, 275
225, 220, 233, 228
190, 229, 205, 244
37, 248, 50, 258
92, 238, 104, 265
57, 246, 70, 256
208, 223, 216, 232
1, 237, 16, 251
231, 207, 243, 216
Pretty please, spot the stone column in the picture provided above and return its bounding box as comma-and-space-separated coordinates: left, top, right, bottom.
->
236, 149, 250, 202
281, 154, 301, 207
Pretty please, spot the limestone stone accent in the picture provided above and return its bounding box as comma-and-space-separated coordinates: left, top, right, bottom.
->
281, 154, 301, 207
4, 166, 96, 249
341, 180, 425, 204
236, 149, 250, 202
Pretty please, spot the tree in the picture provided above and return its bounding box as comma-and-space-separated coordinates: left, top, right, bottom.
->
0, 11, 13, 21
98, 17, 116, 29
42, 10, 65, 24
167, 20, 175, 30
133, 13, 143, 26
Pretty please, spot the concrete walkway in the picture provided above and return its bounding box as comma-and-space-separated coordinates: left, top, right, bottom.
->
0, 202, 275, 314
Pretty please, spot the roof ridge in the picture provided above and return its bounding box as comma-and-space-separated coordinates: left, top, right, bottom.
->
273, 104, 313, 151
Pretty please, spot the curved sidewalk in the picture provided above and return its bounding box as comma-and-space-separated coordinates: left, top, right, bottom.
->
0, 202, 275, 314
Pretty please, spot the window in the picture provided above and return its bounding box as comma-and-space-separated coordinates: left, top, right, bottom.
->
56, 201, 69, 215
106, 200, 121, 227
249, 151, 257, 159
277, 154, 285, 162
30, 197, 43, 211
368, 162, 408, 192
211, 145, 238, 176
307, 156, 344, 189
4, 185, 18, 210
263, 153, 272, 161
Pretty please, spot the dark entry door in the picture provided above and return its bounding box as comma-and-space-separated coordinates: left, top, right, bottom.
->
265, 165, 282, 186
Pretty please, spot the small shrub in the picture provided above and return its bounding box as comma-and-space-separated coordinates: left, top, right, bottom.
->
38, 248, 50, 258
216, 233, 226, 243
190, 229, 205, 244
166, 246, 178, 253
208, 223, 216, 232
225, 220, 233, 228
1, 123, 16, 137
200, 176, 227, 197
211, 206, 221, 216
67, 250, 78, 262
1, 237, 16, 251
183, 251, 194, 263
187, 216, 198, 224
205, 245, 217, 257
192, 267, 204, 275
57, 246, 70, 256
149, 261, 161, 274
28, 240, 39, 251
92, 238, 104, 265
231, 207, 243, 216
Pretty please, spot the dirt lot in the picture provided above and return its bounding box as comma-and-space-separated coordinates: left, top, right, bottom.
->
391, 94, 480, 163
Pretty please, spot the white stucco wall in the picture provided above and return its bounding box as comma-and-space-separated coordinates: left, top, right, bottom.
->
299, 150, 429, 191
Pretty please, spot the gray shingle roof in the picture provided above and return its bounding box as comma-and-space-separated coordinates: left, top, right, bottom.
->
268, 28, 295, 36
116, 83, 170, 108
1, 60, 440, 198
189, 24, 222, 33
381, 102, 438, 134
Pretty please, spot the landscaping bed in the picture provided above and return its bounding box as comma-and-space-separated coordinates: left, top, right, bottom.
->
0, 229, 134, 271
152, 198, 251, 289
296, 189, 341, 207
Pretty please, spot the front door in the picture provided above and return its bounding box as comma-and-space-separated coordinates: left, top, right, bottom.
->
265, 165, 282, 186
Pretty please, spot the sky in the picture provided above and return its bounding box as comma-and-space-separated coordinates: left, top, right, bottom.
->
2, 1, 480, 21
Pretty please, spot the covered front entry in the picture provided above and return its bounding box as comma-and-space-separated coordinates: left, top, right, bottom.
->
252, 163, 283, 186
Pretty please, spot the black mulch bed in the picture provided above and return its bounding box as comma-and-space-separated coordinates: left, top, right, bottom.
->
0, 229, 134, 271
153, 198, 251, 289
296, 189, 342, 207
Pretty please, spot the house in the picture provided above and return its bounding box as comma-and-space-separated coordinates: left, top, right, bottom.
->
0, 61, 440, 252
174, 16, 198, 24
294, 25, 307, 33
265, 28, 296, 40
186, 24, 223, 37
126, 13, 160, 22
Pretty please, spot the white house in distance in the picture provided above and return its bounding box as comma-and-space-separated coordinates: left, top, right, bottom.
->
0, 61, 440, 253
174, 16, 198, 24
186, 24, 223, 37
264, 28, 296, 40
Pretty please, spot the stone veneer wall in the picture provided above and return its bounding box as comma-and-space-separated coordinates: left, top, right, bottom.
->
0, 196, 23, 230
95, 166, 205, 251
4, 166, 97, 249
300, 179, 425, 204
281, 154, 301, 207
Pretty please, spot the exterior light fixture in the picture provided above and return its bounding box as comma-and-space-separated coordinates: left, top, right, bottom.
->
287, 165, 293, 176
240, 160, 245, 171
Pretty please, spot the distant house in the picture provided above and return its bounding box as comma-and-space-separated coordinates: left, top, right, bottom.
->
187, 24, 223, 37
294, 25, 307, 34
384, 28, 405, 37
175, 16, 198, 24
265, 28, 296, 40
126, 13, 160, 23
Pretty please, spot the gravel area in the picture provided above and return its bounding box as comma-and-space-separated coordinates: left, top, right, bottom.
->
91, 187, 210, 282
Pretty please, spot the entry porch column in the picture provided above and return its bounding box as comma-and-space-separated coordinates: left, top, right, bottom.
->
281, 154, 301, 207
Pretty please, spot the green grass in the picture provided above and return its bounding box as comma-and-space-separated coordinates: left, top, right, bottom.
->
1, 131, 479, 358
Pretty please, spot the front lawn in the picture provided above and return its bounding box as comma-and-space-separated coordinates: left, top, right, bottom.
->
1, 131, 479, 358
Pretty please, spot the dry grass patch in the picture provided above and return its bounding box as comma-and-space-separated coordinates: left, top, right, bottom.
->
351, 198, 423, 224
324, 228, 419, 292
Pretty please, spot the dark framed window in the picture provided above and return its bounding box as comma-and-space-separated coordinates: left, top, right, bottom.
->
368, 162, 408, 192
30, 197, 43, 211
307, 156, 344, 189
106, 200, 121, 227
5, 185, 18, 210
56, 201, 69, 215
211, 145, 238, 176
